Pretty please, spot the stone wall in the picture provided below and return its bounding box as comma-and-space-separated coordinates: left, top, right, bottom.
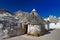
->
27, 24, 45, 36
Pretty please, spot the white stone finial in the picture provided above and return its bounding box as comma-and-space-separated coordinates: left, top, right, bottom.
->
32, 9, 36, 11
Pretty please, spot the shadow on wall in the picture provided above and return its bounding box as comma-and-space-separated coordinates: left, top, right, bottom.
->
45, 20, 55, 34
40, 24, 55, 36
44, 28, 55, 35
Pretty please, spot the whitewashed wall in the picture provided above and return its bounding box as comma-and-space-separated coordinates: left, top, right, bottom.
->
27, 24, 41, 35
49, 23, 56, 29
56, 23, 60, 28
44, 18, 60, 29
49, 23, 60, 29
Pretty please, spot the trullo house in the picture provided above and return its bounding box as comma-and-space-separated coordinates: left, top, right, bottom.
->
0, 8, 20, 38
15, 9, 46, 36
0, 8, 47, 39
0, 8, 12, 17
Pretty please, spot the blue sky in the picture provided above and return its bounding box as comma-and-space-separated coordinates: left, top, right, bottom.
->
0, 0, 60, 17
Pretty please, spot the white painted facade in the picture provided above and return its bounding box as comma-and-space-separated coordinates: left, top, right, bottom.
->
49, 23, 60, 29
49, 23, 56, 29
27, 24, 41, 35
45, 23, 60, 29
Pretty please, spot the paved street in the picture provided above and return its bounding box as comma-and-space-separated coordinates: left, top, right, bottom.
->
2, 29, 60, 40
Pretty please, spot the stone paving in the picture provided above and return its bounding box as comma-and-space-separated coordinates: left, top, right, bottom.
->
1, 29, 60, 40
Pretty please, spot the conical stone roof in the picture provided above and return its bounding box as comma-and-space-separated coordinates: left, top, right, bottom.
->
30, 9, 39, 16
0, 8, 12, 17
15, 9, 46, 25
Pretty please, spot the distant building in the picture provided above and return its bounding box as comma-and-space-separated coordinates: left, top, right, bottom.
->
44, 15, 60, 29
